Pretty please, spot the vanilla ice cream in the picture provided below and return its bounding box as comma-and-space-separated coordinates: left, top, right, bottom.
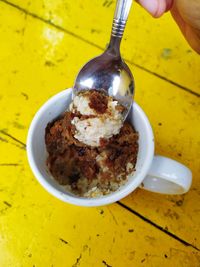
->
69, 90, 124, 146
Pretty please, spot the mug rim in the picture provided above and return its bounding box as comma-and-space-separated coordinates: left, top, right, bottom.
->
27, 89, 154, 206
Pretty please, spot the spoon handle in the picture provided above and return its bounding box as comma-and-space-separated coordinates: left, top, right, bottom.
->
111, 0, 133, 38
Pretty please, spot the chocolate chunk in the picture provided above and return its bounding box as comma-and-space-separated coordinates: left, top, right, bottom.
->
88, 90, 108, 114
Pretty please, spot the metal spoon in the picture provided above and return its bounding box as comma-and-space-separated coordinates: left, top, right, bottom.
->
73, 0, 134, 119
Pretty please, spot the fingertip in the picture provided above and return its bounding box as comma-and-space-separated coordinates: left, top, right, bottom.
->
152, 0, 168, 18
136, 0, 169, 18
137, 0, 159, 16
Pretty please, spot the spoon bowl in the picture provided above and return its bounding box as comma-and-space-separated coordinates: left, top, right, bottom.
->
74, 45, 134, 116
74, 0, 134, 119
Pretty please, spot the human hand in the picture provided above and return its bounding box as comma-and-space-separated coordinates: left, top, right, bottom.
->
136, 0, 200, 53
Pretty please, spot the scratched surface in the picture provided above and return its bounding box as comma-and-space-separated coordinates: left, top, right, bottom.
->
0, 1, 200, 266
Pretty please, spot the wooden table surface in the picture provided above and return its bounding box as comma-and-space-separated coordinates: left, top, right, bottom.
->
0, 0, 200, 266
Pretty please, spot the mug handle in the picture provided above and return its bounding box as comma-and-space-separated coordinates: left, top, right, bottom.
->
140, 156, 192, 195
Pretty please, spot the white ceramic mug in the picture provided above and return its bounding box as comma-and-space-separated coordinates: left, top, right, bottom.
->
27, 89, 192, 206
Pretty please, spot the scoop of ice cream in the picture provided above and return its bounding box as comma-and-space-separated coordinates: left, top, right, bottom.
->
69, 90, 124, 147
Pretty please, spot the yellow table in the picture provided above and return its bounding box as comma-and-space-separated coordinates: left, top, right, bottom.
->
0, 1, 200, 266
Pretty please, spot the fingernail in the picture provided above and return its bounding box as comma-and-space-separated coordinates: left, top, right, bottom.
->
140, 0, 159, 16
